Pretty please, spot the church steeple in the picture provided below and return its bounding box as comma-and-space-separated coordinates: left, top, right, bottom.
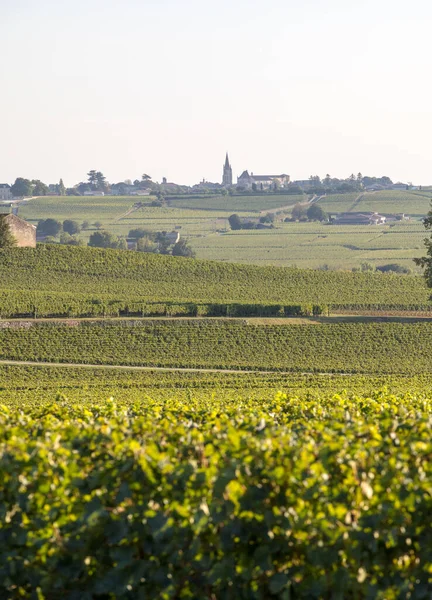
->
222, 152, 233, 186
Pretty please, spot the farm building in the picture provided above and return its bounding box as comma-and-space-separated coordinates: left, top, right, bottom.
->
335, 212, 387, 225
1, 214, 36, 247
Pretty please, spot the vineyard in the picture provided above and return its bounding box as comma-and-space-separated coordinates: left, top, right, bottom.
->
0, 246, 430, 319
1, 320, 432, 374
3, 237, 432, 597
3, 363, 432, 406
1, 392, 432, 598
17, 190, 431, 269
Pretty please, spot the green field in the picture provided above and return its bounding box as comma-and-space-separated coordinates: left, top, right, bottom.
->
2, 319, 432, 374
3, 238, 432, 597
0, 246, 430, 319
4, 363, 432, 405
191, 221, 426, 269
17, 191, 431, 269
167, 193, 305, 212
317, 190, 432, 217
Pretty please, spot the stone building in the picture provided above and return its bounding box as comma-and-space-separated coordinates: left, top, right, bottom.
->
222, 153, 233, 186
2, 214, 36, 247
237, 171, 290, 190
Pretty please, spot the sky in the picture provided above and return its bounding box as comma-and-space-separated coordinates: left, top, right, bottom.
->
1, 0, 432, 186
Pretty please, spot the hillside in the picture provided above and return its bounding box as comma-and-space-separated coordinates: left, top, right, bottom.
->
0, 246, 430, 318
16, 191, 432, 270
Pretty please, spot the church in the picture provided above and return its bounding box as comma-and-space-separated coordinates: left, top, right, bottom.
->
222, 153, 233, 186
222, 153, 290, 189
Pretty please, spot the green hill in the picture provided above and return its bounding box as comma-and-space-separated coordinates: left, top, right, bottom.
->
0, 245, 430, 317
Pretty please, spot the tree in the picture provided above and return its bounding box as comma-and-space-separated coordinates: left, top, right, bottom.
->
81, 221, 90, 230
291, 203, 306, 220
88, 230, 125, 249
87, 170, 98, 188
414, 204, 432, 288
172, 239, 196, 258
228, 214, 242, 230
96, 171, 108, 192
11, 178, 33, 198
259, 214, 275, 224
307, 204, 327, 222
32, 180, 49, 196
0, 216, 16, 249
129, 228, 153, 239
63, 220, 81, 235
376, 263, 411, 274
136, 237, 157, 253
94, 221, 103, 230
155, 232, 171, 255
37, 218, 62, 236
58, 179, 66, 196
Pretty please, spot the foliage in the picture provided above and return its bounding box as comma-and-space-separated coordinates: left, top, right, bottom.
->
0, 216, 17, 250
59, 232, 84, 246
172, 238, 196, 258
88, 230, 126, 249
229, 213, 242, 230
1, 392, 432, 598
307, 204, 327, 222
414, 202, 432, 291
37, 218, 62, 236
63, 219, 81, 235
291, 203, 306, 220
11, 177, 33, 197
376, 263, 411, 274
128, 227, 153, 239
31, 180, 49, 196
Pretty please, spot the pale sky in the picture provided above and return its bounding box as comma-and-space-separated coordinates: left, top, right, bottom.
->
1, 0, 432, 186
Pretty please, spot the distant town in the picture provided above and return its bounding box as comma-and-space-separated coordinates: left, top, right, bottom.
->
0, 154, 419, 202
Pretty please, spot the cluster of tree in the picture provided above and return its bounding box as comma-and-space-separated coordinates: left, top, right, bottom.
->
10, 178, 66, 198
288, 203, 328, 222
301, 174, 397, 195
127, 228, 195, 257
228, 214, 276, 231
37, 219, 85, 246
352, 262, 412, 274
7, 172, 155, 198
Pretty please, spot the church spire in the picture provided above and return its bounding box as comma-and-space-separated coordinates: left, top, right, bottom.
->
222, 152, 233, 186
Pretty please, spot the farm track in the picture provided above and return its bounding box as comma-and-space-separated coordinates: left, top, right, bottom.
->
0, 359, 278, 374
2, 314, 432, 325
0, 359, 372, 377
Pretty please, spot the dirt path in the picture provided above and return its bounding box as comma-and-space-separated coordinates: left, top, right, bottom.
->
0, 359, 274, 374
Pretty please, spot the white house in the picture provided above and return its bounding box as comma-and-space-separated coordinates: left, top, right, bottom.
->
0, 184, 12, 200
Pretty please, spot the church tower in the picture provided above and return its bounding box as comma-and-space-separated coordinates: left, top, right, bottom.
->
222, 153, 233, 186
